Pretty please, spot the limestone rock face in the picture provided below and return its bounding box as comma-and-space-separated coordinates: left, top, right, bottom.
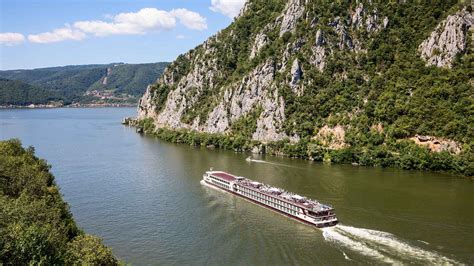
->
310, 29, 326, 72
290, 58, 303, 96
137, 37, 221, 130
315, 29, 325, 46
351, 3, 365, 29
290, 59, 302, 85
331, 17, 354, 50
419, 9, 473, 68
138, 85, 154, 119
205, 61, 276, 133
351, 3, 388, 33
141, 57, 288, 141
279, 38, 305, 72
205, 102, 229, 133
279, 0, 306, 36
250, 32, 268, 59
252, 88, 287, 142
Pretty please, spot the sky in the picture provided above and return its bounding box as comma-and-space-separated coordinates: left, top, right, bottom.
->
0, 0, 246, 70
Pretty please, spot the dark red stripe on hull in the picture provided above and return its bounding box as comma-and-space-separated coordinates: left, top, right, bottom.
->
204, 181, 338, 228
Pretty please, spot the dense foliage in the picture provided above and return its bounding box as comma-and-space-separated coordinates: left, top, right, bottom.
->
140, 0, 473, 176
0, 62, 168, 105
0, 139, 118, 264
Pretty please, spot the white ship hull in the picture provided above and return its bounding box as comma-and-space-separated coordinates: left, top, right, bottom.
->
202, 171, 338, 228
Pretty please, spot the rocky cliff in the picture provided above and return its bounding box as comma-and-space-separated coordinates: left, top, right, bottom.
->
419, 8, 473, 68
137, 1, 473, 174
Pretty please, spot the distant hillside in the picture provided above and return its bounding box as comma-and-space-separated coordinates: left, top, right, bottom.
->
0, 78, 61, 106
0, 62, 169, 106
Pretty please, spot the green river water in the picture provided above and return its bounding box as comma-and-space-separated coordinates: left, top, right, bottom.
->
1, 108, 473, 264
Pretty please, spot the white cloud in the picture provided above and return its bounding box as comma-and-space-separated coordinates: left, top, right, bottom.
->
28, 26, 86, 43
176, 34, 185, 39
23, 7, 207, 44
74, 8, 206, 37
171, 9, 207, 30
210, 0, 246, 18
0, 32, 25, 46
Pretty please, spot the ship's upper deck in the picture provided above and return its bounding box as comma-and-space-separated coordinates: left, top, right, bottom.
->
211, 172, 236, 182
208, 171, 333, 213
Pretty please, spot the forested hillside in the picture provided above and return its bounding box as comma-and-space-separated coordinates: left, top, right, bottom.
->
136, 0, 473, 176
0, 62, 168, 106
0, 139, 118, 264
0, 78, 61, 106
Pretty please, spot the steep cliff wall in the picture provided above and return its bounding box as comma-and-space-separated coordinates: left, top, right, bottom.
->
139, 0, 394, 142
137, 1, 472, 174
419, 9, 473, 68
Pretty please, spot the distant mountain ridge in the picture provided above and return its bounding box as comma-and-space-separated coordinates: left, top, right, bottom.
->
0, 62, 169, 106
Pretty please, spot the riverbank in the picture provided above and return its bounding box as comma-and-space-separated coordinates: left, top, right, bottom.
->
0, 139, 119, 264
1, 103, 136, 109
124, 117, 472, 177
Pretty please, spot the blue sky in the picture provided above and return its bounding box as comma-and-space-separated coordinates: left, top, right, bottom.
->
0, 0, 246, 70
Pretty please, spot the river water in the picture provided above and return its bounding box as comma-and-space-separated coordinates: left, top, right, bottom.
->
1, 108, 473, 264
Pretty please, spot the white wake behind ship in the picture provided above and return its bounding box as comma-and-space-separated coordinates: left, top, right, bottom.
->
202, 170, 338, 228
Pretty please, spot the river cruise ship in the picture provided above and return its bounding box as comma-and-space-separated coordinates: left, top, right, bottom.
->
202, 170, 338, 228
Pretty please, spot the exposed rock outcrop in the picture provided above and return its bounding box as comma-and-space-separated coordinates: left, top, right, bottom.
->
250, 32, 268, 59
331, 17, 354, 50
351, 3, 388, 33
370, 123, 384, 133
289, 58, 303, 96
409, 135, 461, 154
313, 125, 348, 150
138, 85, 155, 119
315, 29, 325, 46
290, 59, 302, 85
279, 0, 306, 36
205, 61, 276, 133
419, 9, 473, 68
252, 87, 288, 142
310, 29, 326, 72
351, 3, 365, 29
279, 38, 305, 72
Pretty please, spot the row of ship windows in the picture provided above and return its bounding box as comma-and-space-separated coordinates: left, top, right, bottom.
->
210, 176, 230, 185
239, 187, 298, 211
210, 179, 229, 190
240, 191, 300, 216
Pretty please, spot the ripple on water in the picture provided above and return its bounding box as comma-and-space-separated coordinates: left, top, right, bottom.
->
322, 225, 459, 264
